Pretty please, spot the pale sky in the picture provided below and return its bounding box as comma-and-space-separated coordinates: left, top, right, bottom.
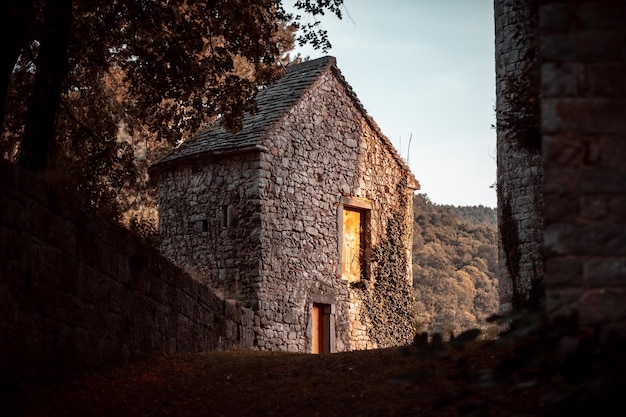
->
289, 0, 497, 208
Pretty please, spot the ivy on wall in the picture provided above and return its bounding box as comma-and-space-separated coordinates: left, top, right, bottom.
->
498, 187, 544, 311
496, 0, 544, 311
497, 0, 540, 154
499, 71, 541, 153
359, 180, 415, 347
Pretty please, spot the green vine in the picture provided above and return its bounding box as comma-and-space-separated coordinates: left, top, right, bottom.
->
497, 0, 541, 154
360, 180, 415, 347
498, 186, 543, 311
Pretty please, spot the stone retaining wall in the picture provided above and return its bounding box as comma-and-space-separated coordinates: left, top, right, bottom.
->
0, 160, 253, 385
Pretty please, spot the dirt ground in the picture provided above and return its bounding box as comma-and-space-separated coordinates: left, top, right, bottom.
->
2, 340, 546, 417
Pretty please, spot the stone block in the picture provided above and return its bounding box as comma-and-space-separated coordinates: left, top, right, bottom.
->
541, 32, 624, 63
578, 195, 609, 221
587, 63, 626, 97
541, 62, 589, 97
538, 3, 575, 32
542, 193, 577, 223
544, 168, 626, 195
542, 98, 626, 134
545, 223, 626, 256
596, 135, 626, 171
583, 258, 626, 288
580, 288, 626, 324
608, 195, 626, 222
545, 256, 582, 288
575, 3, 626, 31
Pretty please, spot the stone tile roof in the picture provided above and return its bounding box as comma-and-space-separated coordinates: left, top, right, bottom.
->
150, 55, 418, 189
152, 56, 335, 169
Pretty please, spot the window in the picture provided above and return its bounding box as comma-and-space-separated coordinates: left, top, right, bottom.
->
221, 205, 229, 228
188, 217, 208, 233
339, 197, 371, 283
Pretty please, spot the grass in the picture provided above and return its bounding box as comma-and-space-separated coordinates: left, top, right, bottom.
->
1, 340, 542, 417
4, 312, 624, 417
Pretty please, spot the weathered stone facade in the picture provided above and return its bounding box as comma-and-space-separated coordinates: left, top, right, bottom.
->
151, 57, 419, 352
494, 0, 544, 312
496, 0, 626, 334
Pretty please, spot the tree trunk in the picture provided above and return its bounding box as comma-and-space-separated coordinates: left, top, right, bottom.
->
18, 0, 73, 173
0, 0, 36, 130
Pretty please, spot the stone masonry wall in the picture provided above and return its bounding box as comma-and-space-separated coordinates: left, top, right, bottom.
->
155, 152, 263, 306
152, 63, 416, 353
255, 67, 416, 352
0, 160, 253, 385
494, 0, 545, 312
539, 0, 626, 335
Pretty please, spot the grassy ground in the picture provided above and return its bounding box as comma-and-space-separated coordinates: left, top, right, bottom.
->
2, 340, 545, 417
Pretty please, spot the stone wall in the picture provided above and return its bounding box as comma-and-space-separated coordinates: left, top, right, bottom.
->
494, 0, 545, 312
0, 160, 254, 385
539, 0, 626, 334
155, 152, 263, 306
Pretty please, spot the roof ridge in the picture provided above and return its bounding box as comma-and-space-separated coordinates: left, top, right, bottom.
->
151, 56, 335, 172
150, 55, 418, 191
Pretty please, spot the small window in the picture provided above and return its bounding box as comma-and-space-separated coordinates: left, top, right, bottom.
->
188, 219, 208, 233
221, 205, 229, 228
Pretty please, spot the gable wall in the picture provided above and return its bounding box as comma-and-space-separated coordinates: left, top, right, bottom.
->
254, 68, 415, 352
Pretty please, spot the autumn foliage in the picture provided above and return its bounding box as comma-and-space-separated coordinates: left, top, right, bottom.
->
411, 194, 499, 338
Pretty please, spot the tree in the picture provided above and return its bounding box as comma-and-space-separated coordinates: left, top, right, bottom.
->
412, 194, 499, 337
1, 0, 343, 217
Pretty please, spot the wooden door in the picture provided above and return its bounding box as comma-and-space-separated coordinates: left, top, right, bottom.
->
312, 303, 322, 354
312, 303, 332, 354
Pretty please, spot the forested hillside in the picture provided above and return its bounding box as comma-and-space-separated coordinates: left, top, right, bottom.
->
411, 194, 499, 337
447, 204, 497, 227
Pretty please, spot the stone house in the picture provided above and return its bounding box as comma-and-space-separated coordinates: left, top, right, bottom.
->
150, 56, 419, 353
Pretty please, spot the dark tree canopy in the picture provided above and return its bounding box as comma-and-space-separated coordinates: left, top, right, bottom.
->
0, 0, 342, 217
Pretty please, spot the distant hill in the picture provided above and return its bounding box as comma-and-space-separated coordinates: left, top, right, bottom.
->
446, 204, 497, 228
412, 194, 499, 337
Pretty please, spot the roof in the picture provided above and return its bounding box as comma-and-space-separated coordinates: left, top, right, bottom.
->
151, 56, 335, 170
150, 56, 418, 189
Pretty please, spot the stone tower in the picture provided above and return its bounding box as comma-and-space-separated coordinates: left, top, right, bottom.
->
496, 0, 626, 335
494, 0, 544, 312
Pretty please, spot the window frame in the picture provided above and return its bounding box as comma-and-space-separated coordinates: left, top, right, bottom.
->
338, 196, 371, 283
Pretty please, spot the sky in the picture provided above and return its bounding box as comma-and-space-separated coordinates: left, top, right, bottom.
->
288, 0, 497, 208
